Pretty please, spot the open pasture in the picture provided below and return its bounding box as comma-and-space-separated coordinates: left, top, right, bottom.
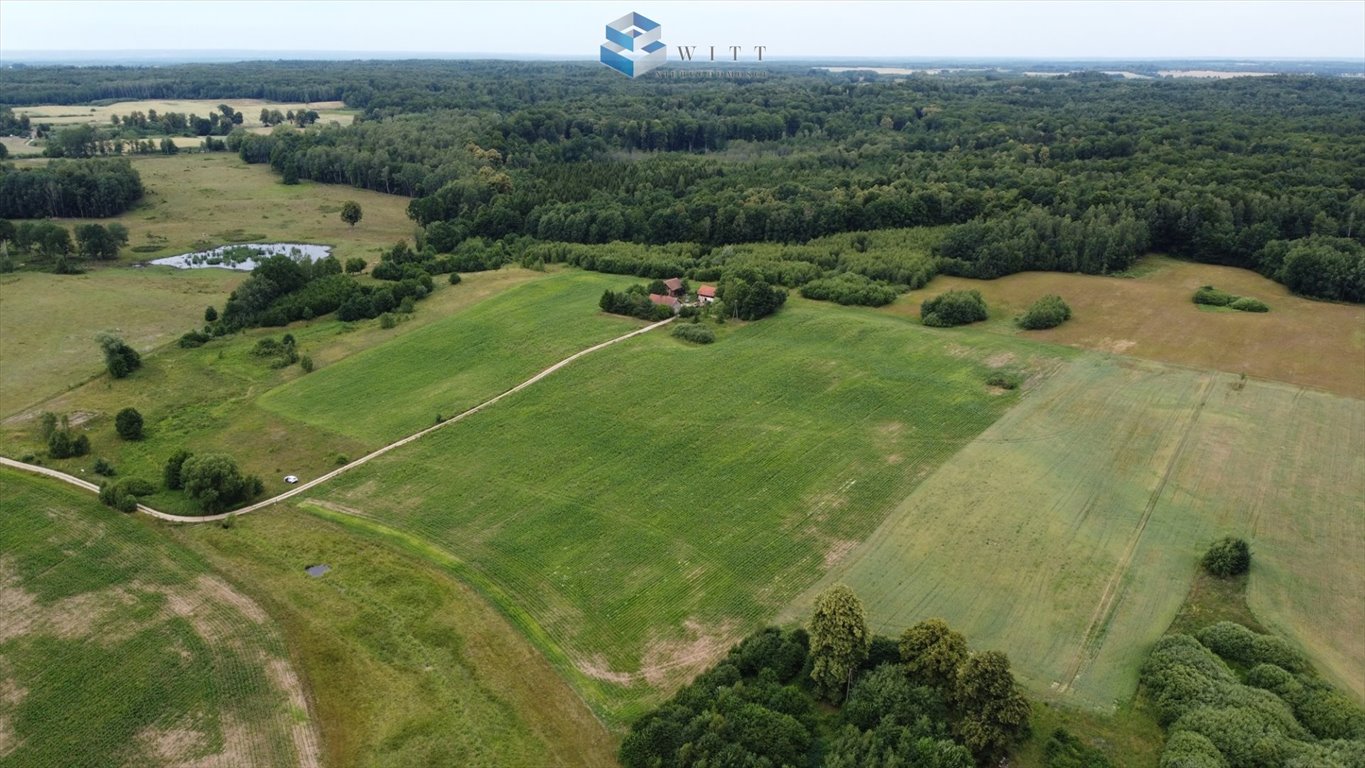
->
0, 468, 318, 768
884, 255, 1365, 398
310, 298, 1060, 722
797, 354, 1365, 710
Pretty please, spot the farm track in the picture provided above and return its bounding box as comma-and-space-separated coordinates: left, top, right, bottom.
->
0, 317, 673, 523
1057, 374, 1214, 694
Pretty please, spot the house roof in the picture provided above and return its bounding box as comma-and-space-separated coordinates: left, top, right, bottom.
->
698, 284, 717, 297
663, 277, 683, 292
648, 293, 680, 307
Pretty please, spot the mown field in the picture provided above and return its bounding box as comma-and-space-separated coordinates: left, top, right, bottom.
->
794, 354, 1365, 711
0, 468, 318, 768
309, 298, 1063, 723
10, 152, 413, 263
885, 255, 1365, 398
259, 271, 647, 444
0, 268, 559, 513
169, 505, 617, 768
0, 267, 244, 416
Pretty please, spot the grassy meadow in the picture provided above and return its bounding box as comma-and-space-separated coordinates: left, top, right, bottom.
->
10, 152, 414, 264
307, 298, 1063, 723
169, 506, 617, 768
0, 468, 318, 768
795, 354, 1365, 711
0, 268, 559, 513
259, 271, 647, 444
884, 255, 1365, 398
0, 267, 245, 416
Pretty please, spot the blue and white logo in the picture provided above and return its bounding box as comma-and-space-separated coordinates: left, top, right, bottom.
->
600, 11, 665, 78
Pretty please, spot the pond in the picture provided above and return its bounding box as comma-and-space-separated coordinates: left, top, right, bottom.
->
150, 243, 332, 271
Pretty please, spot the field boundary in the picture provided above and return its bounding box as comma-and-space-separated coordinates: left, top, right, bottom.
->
0, 317, 673, 523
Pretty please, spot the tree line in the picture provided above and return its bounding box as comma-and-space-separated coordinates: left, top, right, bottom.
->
0, 158, 143, 218
621, 584, 1031, 767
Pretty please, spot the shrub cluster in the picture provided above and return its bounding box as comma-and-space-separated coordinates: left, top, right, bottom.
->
216, 252, 434, 330
921, 289, 988, 327
98, 477, 154, 513
47, 428, 90, 459
1017, 294, 1073, 330
799, 272, 901, 306
1193, 285, 1270, 313
1141, 625, 1365, 767
671, 323, 715, 344
251, 334, 299, 368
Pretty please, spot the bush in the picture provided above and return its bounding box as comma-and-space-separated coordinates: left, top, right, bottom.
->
97, 477, 151, 513
1043, 728, 1114, 768
1230, 297, 1270, 313
344, 257, 366, 273
987, 371, 1023, 390
1193, 285, 1238, 306
97, 333, 141, 378
921, 290, 988, 327
93, 457, 116, 476
204, 305, 218, 322
114, 407, 143, 440
380, 312, 397, 329
448, 271, 462, 285
1017, 294, 1073, 330
163, 449, 193, 490
1202, 536, 1251, 577
671, 323, 715, 344
178, 330, 211, 348
47, 429, 90, 459
300, 355, 314, 373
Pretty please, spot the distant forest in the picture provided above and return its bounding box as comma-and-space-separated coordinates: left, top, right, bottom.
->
2, 61, 1362, 300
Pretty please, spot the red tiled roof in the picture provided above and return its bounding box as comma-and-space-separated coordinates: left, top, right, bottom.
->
648, 293, 680, 307
698, 284, 717, 298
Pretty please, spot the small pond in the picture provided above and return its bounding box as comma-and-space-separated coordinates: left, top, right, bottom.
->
150, 242, 332, 271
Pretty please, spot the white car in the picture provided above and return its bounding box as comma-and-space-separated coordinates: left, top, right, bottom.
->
284, 475, 299, 484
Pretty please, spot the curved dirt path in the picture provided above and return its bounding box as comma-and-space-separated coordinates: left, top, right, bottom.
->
2, 318, 673, 523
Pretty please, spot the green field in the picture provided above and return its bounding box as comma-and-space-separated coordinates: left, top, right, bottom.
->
259, 271, 647, 444
169, 506, 617, 767
307, 298, 1062, 722
794, 354, 1365, 710
0, 468, 317, 768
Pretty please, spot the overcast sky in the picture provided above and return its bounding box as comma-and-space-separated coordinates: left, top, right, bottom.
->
2, 0, 1363, 60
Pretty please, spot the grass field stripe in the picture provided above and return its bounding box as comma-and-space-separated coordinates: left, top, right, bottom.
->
0, 317, 673, 524
1058, 374, 1215, 694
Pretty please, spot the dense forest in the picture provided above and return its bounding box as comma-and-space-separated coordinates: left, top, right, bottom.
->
0, 158, 142, 218
2, 61, 1362, 300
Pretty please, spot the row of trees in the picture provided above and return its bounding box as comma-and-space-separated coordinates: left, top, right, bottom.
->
0, 220, 129, 273
621, 585, 1031, 767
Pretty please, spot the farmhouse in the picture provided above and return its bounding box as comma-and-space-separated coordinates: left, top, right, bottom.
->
662, 277, 685, 297
697, 284, 717, 304
649, 293, 681, 312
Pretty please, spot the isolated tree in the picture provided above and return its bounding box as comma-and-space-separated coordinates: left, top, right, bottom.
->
96, 333, 141, 379
114, 407, 143, 440
179, 453, 261, 513
204, 305, 218, 322
809, 584, 870, 703
900, 619, 969, 695
1202, 536, 1251, 577
340, 200, 363, 228
954, 651, 1031, 762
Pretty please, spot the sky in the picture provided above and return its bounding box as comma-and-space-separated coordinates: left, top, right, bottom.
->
1, 0, 1363, 60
